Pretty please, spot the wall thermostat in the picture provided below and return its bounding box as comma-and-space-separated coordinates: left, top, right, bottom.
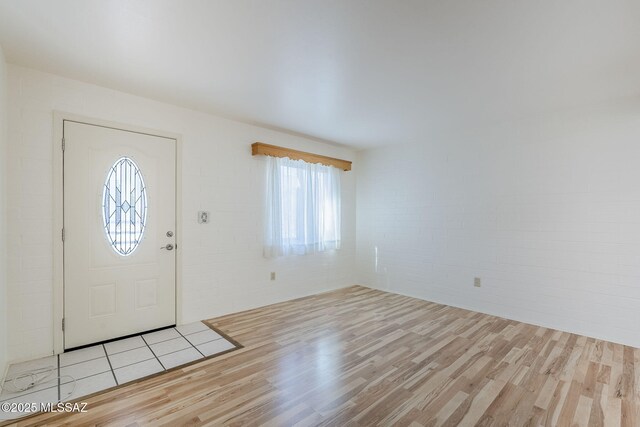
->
198, 211, 210, 224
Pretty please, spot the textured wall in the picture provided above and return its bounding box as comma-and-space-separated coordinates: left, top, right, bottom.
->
6, 65, 356, 362
357, 100, 640, 348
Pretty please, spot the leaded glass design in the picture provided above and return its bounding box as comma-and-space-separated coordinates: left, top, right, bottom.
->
102, 157, 147, 256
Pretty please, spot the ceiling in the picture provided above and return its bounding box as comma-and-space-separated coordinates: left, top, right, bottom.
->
0, 0, 639, 149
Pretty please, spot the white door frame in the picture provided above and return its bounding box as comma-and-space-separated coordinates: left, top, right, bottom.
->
52, 111, 183, 354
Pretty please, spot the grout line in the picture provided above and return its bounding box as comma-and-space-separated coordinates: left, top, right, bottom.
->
183, 330, 211, 336
59, 354, 106, 369
175, 328, 205, 358
138, 333, 180, 347
141, 335, 166, 371
188, 332, 224, 343
151, 344, 192, 358
60, 370, 112, 387
106, 343, 147, 356
177, 323, 211, 336
189, 337, 225, 348
143, 335, 183, 347
103, 345, 119, 386
0, 383, 60, 404
110, 357, 156, 370
60, 369, 111, 386
202, 336, 224, 343
110, 357, 159, 376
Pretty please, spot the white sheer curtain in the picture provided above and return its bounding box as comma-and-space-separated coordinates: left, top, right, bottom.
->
264, 156, 341, 258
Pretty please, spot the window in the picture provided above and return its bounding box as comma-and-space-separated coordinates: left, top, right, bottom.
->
102, 157, 148, 256
264, 156, 341, 257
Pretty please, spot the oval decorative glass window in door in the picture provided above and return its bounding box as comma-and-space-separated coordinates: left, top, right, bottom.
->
102, 157, 148, 256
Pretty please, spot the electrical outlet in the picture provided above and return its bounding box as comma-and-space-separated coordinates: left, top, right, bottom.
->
270, 272, 276, 281
474, 277, 481, 287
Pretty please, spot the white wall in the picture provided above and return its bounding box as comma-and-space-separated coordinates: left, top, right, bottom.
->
9, 60, 640, 365
0, 45, 8, 376
357, 99, 640, 348
6, 65, 356, 362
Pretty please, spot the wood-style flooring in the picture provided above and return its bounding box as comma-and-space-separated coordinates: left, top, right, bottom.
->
8, 286, 640, 426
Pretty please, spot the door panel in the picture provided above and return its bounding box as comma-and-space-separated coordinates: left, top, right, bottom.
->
64, 121, 176, 349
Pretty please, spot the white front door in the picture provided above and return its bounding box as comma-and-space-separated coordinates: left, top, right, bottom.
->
63, 120, 177, 349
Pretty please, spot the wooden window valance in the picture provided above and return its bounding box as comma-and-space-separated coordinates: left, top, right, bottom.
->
251, 142, 352, 171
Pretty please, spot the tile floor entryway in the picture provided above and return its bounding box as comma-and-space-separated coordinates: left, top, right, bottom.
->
0, 322, 239, 421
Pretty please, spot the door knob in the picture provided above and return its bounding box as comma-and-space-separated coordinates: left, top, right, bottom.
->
160, 244, 174, 251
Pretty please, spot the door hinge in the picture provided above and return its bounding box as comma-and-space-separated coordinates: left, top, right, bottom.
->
62, 228, 65, 242
61, 137, 65, 151
62, 318, 65, 331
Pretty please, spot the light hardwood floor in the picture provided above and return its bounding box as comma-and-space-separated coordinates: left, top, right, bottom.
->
8, 286, 640, 426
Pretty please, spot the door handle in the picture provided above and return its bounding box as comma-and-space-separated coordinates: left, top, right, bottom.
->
160, 244, 174, 251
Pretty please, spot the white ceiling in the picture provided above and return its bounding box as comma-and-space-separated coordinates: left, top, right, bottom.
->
0, 0, 639, 149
